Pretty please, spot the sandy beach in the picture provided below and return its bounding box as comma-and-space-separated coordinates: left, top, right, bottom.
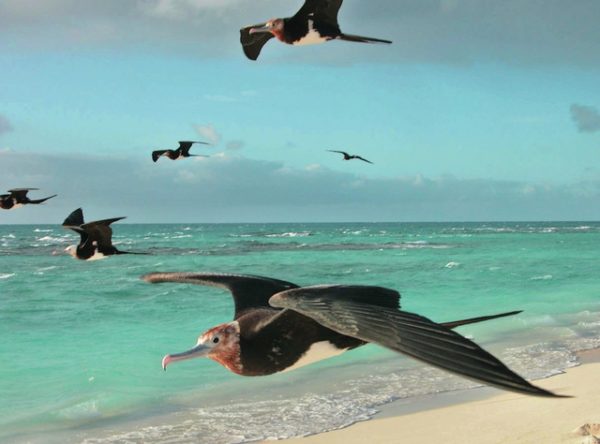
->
284, 349, 600, 444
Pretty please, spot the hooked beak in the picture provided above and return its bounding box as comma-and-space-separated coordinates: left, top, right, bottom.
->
249, 24, 271, 34
162, 343, 210, 371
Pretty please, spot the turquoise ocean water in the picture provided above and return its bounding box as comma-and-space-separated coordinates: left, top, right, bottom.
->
1, 222, 599, 443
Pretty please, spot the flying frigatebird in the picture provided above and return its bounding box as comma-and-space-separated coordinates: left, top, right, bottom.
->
152, 141, 209, 162
0, 188, 57, 210
143, 272, 564, 398
62, 208, 145, 260
240, 0, 392, 60
328, 150, 373, 164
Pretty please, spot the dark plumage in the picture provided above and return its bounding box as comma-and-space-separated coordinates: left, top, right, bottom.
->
62, 208, 145, 260
143, 272, 564, 398
0, 188, 57, 210
240, 0, 392, 60
152, 141, 209, 162
328, 150, 373, 164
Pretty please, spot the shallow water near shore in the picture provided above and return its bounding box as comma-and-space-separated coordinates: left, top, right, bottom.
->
1, 221, 599, 443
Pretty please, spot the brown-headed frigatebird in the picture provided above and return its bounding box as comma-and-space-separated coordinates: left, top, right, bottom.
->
62, 208, 145, 260
143, 272, 564, 398
152, 141, 209, 162
328, 150, 373, 164
240, 0, 392, 60
0, 188, 57, 210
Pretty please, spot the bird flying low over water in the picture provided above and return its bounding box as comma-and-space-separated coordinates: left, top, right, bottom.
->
62, 208, 145, 260
328, 150, 373, 164
152, 141, 209, 162
143, 272, 564, 397
240, 0, 392, 60
0, 188, 57, 210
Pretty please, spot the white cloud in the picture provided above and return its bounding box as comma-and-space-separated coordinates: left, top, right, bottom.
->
138, 0, 245, 19
193, 124, 221, 145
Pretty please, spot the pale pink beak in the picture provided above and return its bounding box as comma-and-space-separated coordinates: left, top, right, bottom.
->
162, 343, 210, 371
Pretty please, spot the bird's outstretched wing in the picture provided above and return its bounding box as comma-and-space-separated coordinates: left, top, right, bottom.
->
327, 149, 349, 156
240, 25, 275, 61
293, 0, 343, 23
269, 285, 562, 397
142, 272, 299, 319
152, 150, 169, 162
356, 156, 373, 164
8, 188, 35, 201
178, 141, 208, 156
62, 208, 85, 227
82, 217, 125, 248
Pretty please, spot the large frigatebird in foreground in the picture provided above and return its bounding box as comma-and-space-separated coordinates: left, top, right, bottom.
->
144, 272, 565, 398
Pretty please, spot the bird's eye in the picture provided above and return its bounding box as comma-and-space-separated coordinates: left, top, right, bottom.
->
212, 337, 220, 344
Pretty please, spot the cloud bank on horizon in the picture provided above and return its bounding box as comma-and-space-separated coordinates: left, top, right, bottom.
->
1, 150, 598, 224
2, 0, 600, 66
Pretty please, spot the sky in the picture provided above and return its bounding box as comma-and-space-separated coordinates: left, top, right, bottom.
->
1, 0, 599, 223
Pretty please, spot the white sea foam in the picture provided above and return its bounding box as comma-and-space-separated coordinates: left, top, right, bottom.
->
0, 273, 15, 280
530, 274, 553, 280
265, 231, 311, 238
445, 261, 460, 268
36, 235, 70, 243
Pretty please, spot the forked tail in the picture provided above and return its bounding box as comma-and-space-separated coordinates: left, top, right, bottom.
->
30, 194, 57, 205
338, 33, 392, 44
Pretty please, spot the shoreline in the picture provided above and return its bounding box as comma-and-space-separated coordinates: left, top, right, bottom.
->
282, 348, 600, 444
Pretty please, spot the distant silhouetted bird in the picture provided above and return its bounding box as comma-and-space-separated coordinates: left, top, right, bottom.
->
328, 150, 373, 164
62, 208, 145, 260
240, 0, 392, 60
0, 188, 57, 210
143, 272, 563, 398
152, 141, 209, 162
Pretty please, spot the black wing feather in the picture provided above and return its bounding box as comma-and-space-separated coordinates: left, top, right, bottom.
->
240, 25, 274, 61
152, 150, 168, 162
62, 208, 85, 227
9, 188, 34, 201
142, 272, 299, 319
293, 0, 343, 23
270, 286, 562, 397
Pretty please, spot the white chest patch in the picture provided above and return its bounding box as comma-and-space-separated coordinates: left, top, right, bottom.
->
87, 250, 107, 261
284, 341, 348, 373
12, 203, 24, 209
293, 20, 328, 46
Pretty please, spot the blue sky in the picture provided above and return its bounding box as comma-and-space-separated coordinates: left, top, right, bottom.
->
1, 0, 599, 223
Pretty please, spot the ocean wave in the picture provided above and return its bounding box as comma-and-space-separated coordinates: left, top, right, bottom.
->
0, 273, 15, 280
144, 241, 458, 256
